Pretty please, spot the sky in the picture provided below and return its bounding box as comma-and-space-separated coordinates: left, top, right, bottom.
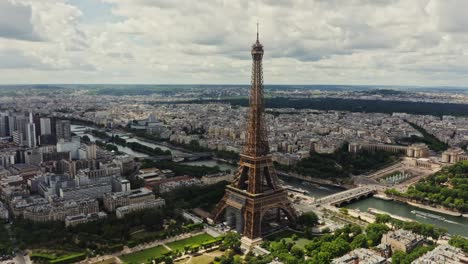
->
1, 0, 468, 86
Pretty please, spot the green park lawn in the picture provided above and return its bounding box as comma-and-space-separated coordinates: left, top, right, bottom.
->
30, 250, 86, 264
264, 229, 302, 241
166, 233, 215, 251
265, 230, 315, 249
287, 238, 313, 249
120, 245, 169, 264
120, 233, 215, 264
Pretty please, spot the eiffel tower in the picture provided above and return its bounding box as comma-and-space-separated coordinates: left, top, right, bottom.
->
211, 24, 297, 242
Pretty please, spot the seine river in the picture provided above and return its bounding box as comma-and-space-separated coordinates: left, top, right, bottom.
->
71, 124, 236, 168
346, 198, 468, 236
71, 125, 468, 236
282, 177, 468, 236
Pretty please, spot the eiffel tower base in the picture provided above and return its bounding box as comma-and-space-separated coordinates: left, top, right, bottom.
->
212, 185, 297, 240
240, 236, 263, 251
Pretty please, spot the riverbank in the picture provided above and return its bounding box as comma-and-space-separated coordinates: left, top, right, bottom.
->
367, 207, 414, 222
135, 136, 193, 154
212, 157, 238, 166
407, 201, 463, 217
373, 194, 463, 217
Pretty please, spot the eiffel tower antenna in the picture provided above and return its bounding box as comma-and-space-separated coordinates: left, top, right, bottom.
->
256, 20, 259, 41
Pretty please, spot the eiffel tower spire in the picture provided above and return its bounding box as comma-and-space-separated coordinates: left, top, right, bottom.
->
245, 20, 268, 158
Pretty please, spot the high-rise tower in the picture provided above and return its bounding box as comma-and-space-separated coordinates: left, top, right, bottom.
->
56, 120, 71, 142
212, 25, 297, 242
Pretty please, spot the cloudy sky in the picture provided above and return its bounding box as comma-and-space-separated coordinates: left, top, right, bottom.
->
1, 0, 468, 86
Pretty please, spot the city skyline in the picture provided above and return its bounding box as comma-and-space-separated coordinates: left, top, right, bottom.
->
1, 0, 468, 86
1, 1, 468, 262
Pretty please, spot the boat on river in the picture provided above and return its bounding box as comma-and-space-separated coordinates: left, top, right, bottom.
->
172, 157, 184, 162
411, 210, 445, 221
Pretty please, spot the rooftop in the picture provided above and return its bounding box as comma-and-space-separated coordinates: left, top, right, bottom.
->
382, 229, 424, 246
412, 244, 468, 264
332, 248, 386, 264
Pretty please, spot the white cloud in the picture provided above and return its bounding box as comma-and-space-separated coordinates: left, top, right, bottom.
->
0, 0, 468, 86
0, 0, 41, 41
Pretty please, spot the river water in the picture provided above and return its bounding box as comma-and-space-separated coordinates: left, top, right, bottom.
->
278, 170, 468, 236
283, 176, 468, 236
71, 125, 233, 167
71, 125, 149, 158
71, 125, 468, 236
346, 197, 468, 236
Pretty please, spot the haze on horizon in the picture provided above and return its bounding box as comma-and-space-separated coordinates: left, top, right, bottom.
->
1, 0, 468, 86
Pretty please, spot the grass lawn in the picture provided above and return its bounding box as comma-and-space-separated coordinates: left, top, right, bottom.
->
30, 250, 86, 264
166, 233, 214, 251
265, 230, 316, 249
175, 250, 224, 264
120, 245, 169, 264
264, 229, 303, 241
286, 238, 313, 249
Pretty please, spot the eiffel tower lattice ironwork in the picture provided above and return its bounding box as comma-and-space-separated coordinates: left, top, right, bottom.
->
211, 24, 297, 240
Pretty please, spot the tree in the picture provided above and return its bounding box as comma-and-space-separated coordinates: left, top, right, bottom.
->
164, 257, 173, 264
191, 244, 200, 253
233, 255, 242, 264
449, 235, 468, 252
320, 238, 351, 259
222, 232, 241, 252
350, 234, 368, 249
308, 252, 331, 264
291, 246, 304, 258
392, 250, 406, 264
128, 176, 146, 189
297, 212, 319, 228
366, 223, 390, 246
375, 214, 391, 224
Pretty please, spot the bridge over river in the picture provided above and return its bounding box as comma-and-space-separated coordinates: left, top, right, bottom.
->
314, 185, 379, 206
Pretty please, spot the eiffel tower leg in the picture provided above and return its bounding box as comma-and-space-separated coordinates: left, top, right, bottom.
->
211, 192, 229, 224
243, 209, 262, 239
236, 210, 243, 233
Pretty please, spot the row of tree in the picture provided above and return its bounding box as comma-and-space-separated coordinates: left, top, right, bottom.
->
246, 210, 448, 264
110, 134, 171, 156
141, 159, 223, 178
171, 140, 240, 161
449, 235, 468, 252
375, 214, 447, 240
0, 224, 12, 256
385, 161, 468, 213
247, 223, 389, 264
391, 245, 435, 264
161, 181, 228, 211
11, 208, 193, 255
176, 97, 468, 117
399, 121, 448, 152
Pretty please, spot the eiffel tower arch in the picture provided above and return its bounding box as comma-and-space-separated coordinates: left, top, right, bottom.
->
211, 25, 297, 241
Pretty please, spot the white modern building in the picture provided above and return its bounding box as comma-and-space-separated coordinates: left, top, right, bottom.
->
40, 117, 52, 136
